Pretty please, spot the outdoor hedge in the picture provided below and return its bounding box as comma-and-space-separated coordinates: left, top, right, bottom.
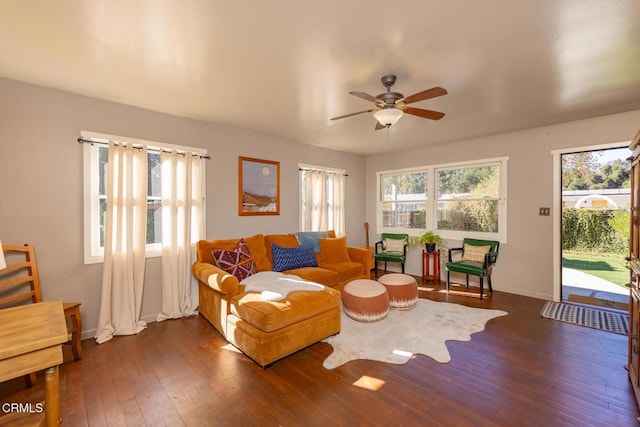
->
562, 208, 627, 253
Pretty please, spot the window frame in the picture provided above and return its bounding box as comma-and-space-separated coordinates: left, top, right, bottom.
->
376, 156, 508, 243
82, 130, 207, 264
378, 166, 430, 231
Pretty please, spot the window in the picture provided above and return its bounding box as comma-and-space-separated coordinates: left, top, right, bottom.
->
299, 164, 346, 235
83, 131, 207, 264
436, 164, 500, 233
380, 170, 427, 229
377, 157, 507, 242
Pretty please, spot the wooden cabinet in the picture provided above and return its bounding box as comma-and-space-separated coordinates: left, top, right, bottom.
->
629, 269, 640, 389
628, 128, 640, 415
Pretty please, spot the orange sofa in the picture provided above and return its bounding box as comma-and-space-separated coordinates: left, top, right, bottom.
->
192, 232, 371, 366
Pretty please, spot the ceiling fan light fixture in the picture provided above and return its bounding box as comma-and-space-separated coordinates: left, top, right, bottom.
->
374, 107, 404, 126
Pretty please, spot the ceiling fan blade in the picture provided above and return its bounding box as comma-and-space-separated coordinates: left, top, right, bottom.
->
401, 87, 447, 105
402, 107, 445, 120
330, 109, 376, 121
349, 91, 380, 104
375, 121, 386, 130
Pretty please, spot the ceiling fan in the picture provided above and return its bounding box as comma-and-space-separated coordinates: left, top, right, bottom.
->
330, 75, 447, 130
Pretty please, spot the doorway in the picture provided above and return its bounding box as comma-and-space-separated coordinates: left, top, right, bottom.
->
559, 146, 631, 309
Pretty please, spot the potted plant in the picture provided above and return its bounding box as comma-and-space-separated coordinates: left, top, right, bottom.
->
409, 230, 443, 253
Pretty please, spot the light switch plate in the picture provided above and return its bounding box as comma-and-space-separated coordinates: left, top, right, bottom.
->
539, 207, 550, 216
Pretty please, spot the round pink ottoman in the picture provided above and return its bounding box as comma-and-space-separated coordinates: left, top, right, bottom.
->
342, 279, 390, 322
378, 273, 418, 310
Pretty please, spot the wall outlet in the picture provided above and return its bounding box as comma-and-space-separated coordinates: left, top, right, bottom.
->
539, 207, 550, 216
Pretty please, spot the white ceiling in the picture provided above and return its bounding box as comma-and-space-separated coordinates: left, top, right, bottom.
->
1, 1, 639, 156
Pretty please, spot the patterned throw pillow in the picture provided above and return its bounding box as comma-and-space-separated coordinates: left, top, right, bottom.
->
460, 244, 491, 263
272, 244, 318, 272
212, 239, 257, 280
384, 238, 405, 253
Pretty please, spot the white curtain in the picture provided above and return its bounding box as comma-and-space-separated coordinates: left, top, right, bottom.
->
95, 143, 148, 344
301, 169, 345, 236
303, 169, 328, 232
330, 172, 346, 236
157, 152, 205, 321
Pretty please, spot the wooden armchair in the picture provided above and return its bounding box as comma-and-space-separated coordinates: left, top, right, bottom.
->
0, 243, 82, 385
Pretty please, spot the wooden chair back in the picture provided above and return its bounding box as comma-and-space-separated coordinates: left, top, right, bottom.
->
0, 243, 43, 309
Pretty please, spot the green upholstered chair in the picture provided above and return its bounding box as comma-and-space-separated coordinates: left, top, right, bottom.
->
374, 233, 409, 274
445, 238, 499, 300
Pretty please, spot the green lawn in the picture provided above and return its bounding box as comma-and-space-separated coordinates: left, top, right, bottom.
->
562, 250, 628, 289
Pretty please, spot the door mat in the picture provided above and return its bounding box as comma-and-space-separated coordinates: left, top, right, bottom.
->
567, 294, 629, 311
540, 301, 629, 335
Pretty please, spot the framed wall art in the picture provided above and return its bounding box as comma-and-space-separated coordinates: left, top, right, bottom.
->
238, 156, 280, 216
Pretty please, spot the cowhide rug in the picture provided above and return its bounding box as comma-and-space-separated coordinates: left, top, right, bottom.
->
322, 299, 508, 369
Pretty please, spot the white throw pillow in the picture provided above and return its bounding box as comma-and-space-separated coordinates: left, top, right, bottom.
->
384, 238, 405, 253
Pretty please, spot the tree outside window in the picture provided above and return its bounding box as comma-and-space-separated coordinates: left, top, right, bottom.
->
436, 165, 499, 233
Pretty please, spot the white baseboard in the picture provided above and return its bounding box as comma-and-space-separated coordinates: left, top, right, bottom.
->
497, 286, 552, 301
437, 280, 552, 301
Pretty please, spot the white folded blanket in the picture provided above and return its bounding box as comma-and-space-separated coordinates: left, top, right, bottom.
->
240, 271, 325, 301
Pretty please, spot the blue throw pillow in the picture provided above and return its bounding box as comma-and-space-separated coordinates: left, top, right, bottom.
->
294, 231, 328, 253
272, 244, 318, 272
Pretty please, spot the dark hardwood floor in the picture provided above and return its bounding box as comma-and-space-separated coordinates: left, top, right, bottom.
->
1, 277, 638, 426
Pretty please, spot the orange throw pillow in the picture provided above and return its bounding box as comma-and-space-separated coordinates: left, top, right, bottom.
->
243, 234, 271, 271
319, 236, 350, 263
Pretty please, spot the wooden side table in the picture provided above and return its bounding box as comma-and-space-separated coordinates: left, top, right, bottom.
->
0, 301, 68, 426
422, 250, 441, 283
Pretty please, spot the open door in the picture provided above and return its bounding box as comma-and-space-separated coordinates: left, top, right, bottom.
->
558, 146, 631, 310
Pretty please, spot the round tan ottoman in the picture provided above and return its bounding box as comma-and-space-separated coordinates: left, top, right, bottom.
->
378, 273, 418, 310
342, 279, 390, 322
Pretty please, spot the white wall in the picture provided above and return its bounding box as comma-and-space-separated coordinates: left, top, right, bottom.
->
366, 109, 640, 300
2, 74, 639, 336
0, 77, 366, 338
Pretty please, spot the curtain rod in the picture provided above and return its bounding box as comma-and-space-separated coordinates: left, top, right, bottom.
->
77, 137, 210, 159
298, 167, 348, 177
